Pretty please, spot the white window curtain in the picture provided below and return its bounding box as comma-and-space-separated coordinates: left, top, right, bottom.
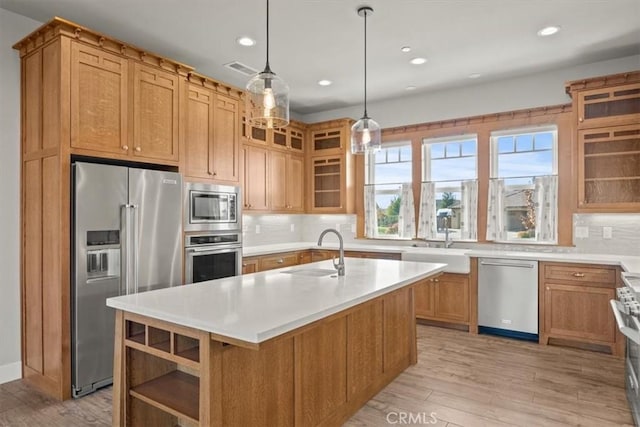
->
534, 175, 558, 242
417, 182, 437, 239
364, 185, 377, 238
397, 183, 416, 239
460, 180, 478, 240
486, 178, 505, 241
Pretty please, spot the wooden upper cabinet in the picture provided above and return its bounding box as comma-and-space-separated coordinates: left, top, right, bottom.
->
243, 145, 269, 211
288, 126, 305, 154
132, 62, 180, 162
184, 83, 240, 183
184, 83, 214, 179
269, 152, 304, 212
211, 95, 240, 182
577, 123, 640, 210
575, 82, 640, 129
70, 42, 129, 154
269, 150, 287, 211
310, 127, 344, 155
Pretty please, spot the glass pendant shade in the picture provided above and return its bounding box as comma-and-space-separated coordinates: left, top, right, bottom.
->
246, 70, 289, 129
351, 116, 381, 154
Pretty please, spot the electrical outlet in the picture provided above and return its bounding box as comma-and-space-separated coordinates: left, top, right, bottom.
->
351, 224, 356, 233
336, 223, 341, 231
255, 224, 261, 234
575, 226, 589, 239
603, 226, 613, 239
290, 223, 295, 232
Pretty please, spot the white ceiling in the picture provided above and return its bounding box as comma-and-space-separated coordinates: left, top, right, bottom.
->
2, 0, 639, 115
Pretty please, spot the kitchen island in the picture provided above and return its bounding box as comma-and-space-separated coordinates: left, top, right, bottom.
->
106, 258, 445, 426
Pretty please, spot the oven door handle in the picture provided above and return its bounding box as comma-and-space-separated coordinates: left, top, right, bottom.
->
186, 246, 241, 254
610, 299, 640, 345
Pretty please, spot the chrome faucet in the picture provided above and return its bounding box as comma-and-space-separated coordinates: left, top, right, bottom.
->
317, 228, 345, 276
443, 217, 453, 249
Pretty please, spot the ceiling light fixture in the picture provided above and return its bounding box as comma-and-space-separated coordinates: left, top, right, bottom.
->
468, 73, 481, 79
236, 36, 256, 47
410, 57, 427, 65
405, 85, 417, 91
245, 0, 289, 129
401, 46, 411, 53
318, 79, 332, 86
351, 6, 381, 154
537, 26, 560, 37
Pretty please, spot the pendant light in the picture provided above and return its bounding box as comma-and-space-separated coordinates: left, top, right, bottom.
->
351, 6, 381, 154
246, 0, 289, 129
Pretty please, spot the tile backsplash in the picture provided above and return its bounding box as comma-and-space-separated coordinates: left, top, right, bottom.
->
573, 213, 640, 255
242, 213, 639, 256
242, 214, 356, 247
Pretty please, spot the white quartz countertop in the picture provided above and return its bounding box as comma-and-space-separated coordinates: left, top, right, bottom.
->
106, 258, 445, 345
243, 242, 640, 274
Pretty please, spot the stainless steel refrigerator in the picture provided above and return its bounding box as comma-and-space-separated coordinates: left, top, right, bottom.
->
72, 162, 182, 397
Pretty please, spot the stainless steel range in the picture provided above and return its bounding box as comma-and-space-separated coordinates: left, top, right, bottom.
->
611, 272, 640, 425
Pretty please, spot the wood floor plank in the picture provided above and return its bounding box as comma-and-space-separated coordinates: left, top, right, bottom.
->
0, 325, 631, 426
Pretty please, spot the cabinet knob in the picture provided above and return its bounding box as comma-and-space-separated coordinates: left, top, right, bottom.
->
135, 147, 141, 152
434, 278, 439, 282
277, 259, 284, 264
546, 286, 550, 290
572, 272, 585, 278
122, 145, 129, 150
579, 117, 584, 122
242, 263, 247, 267
208, 171, 214, 176
213, 172, 217, 176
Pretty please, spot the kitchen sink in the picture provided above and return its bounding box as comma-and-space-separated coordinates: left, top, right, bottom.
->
281, 268, 338, 277
401, 248, 470, 273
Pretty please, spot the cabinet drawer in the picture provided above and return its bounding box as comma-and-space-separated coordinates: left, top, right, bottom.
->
344, 251, 401, 260
543, 263, 616, 285
259, 252, 299, 271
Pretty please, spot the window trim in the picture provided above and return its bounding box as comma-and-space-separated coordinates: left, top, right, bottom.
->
421, 134, 478, 182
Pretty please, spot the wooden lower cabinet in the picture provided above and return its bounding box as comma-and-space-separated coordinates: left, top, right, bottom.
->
258, 252, 300, 271
539, 262, 622, 356
414, 273, 470, 326
241, 257, 259, 275
113, 287, 417, 426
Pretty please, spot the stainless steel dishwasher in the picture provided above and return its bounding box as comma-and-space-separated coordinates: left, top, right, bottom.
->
478, 257, 539, 341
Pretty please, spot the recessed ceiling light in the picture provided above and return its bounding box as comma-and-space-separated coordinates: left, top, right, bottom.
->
405, 85, 417, 91
468, 73, 481, 79
317, 79, 332, 86
236, 36, 256, 46
410, 57, 427, 65
537, 26, 560, 37
401, 46, 411, 53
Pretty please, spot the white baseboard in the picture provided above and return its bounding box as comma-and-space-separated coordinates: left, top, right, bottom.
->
0, 361, 21, 385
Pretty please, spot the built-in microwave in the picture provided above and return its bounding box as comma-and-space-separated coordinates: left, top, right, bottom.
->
184, 182, 241, 232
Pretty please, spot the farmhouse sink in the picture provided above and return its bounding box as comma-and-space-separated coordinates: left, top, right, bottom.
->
281, 268, 338, 277
401, 248, 470, 273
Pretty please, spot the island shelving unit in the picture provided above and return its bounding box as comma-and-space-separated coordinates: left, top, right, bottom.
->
107, 258, 445, 426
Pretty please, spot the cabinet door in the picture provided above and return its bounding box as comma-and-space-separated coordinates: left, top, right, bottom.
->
311, 156, 343, 211
132, 62, 179, 162
287, 155, 305, 212
576, 83, 640, 129
311, 128, 343, 155
269, 151, 287, 211
70, 42, 128, 154
543, 283, 615, 343
211, 95, 240, 182
243, 145, 269, 211
289, 127, 305, 154
183, 84, 214, 179
434, 274, 469, 323
578, 124, 640, 210
414, 279, 435, 319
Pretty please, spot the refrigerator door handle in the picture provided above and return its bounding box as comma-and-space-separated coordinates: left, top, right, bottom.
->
120, 204, 129, 296
131, 204, 139, 294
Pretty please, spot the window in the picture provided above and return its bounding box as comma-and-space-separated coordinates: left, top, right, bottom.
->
419, 135, 478, 241
364, 142, 414, 239
488, 126, 558, 243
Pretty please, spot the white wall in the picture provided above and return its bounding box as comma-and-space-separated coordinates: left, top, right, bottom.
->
0, 8, 41, 384
300, 55, 640, 127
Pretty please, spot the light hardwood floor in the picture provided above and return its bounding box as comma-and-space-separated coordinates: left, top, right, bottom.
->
0, 325, 632, 426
